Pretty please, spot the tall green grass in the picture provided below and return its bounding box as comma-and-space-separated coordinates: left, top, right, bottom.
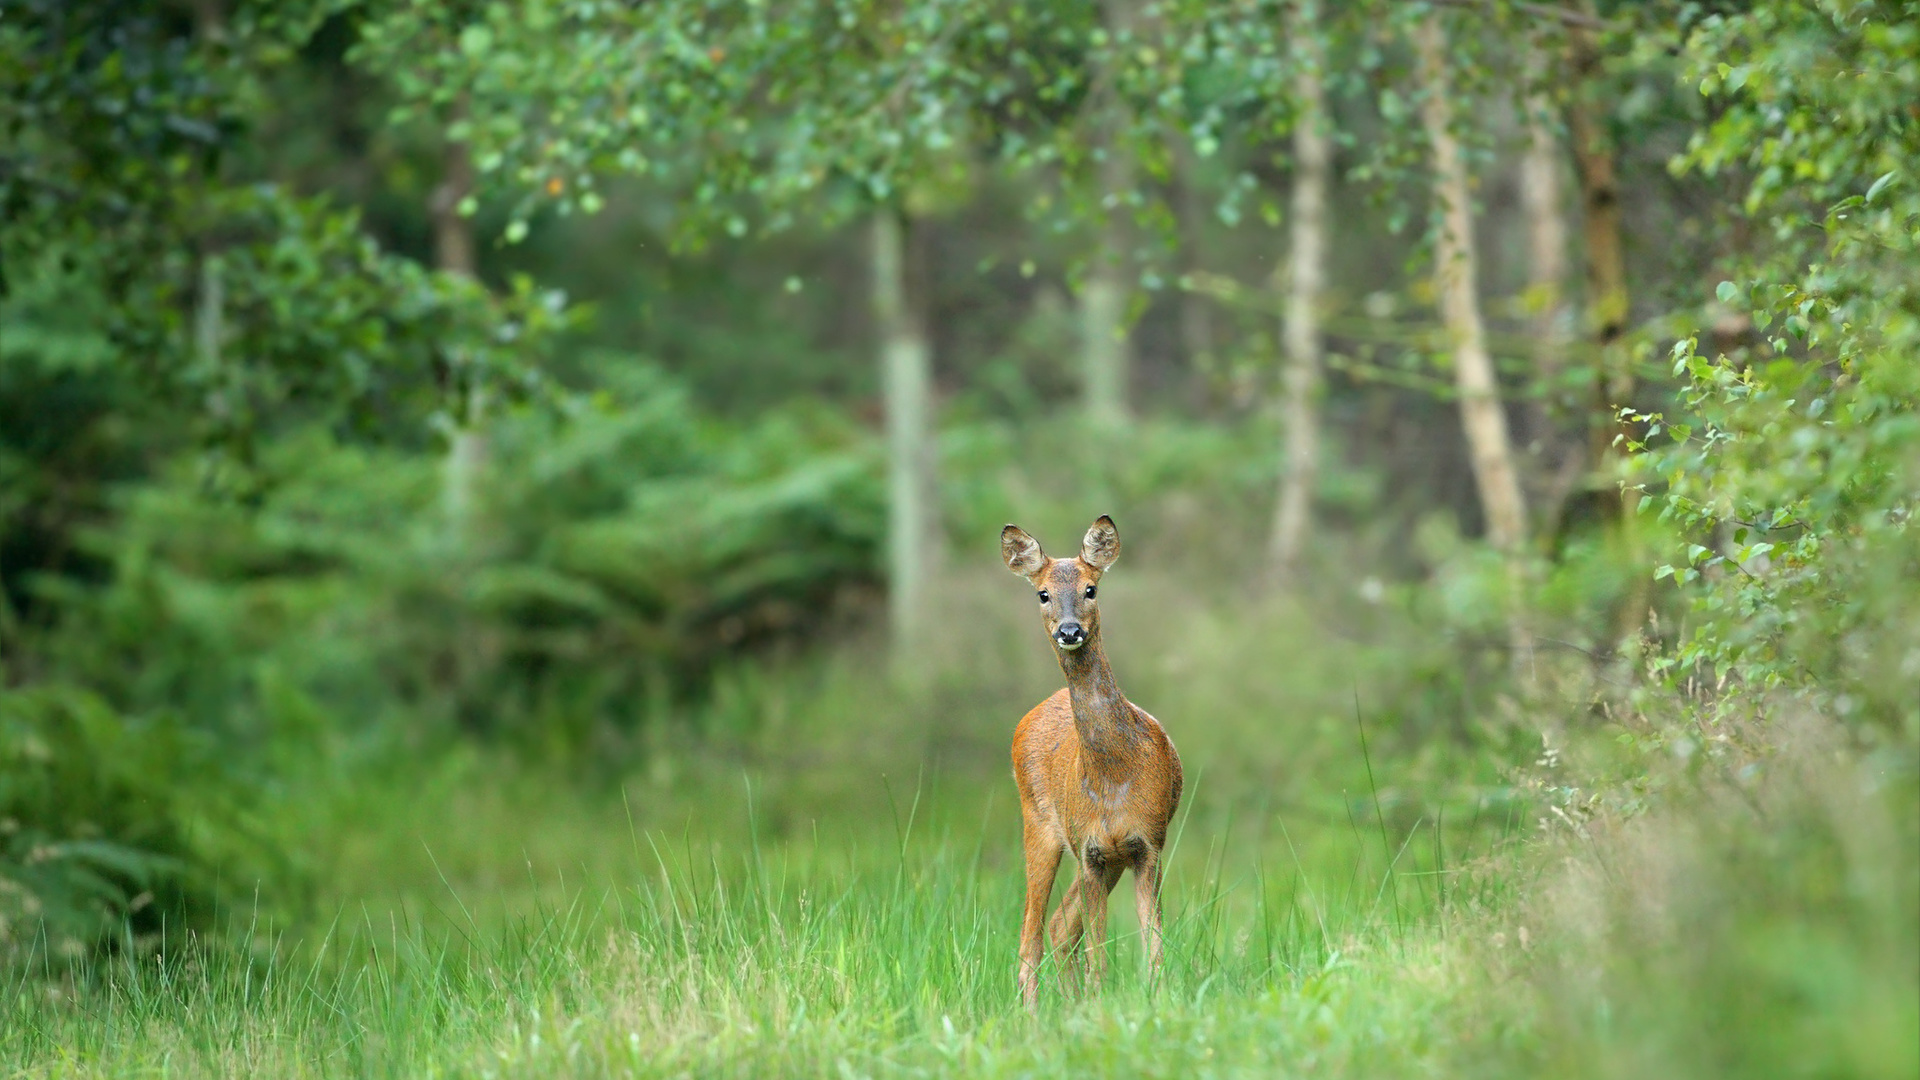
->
1, 790, 1503, 1078
4, 563, 1911, 1079
4, 708, 1912, 1079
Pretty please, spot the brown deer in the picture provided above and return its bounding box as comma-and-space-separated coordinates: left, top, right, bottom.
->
1001, 515, 1182, 1009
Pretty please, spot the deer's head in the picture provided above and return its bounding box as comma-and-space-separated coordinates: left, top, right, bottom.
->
1000, 515, 1120, 654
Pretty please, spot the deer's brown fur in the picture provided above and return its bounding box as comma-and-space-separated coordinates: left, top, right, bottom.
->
1001, 515, 1182, 1009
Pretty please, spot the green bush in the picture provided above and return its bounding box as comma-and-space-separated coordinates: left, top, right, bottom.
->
24, 359, 882, 756
0, 687, 215, 961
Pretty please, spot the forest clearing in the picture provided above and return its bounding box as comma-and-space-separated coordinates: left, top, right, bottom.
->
2, 1, 1915, 1076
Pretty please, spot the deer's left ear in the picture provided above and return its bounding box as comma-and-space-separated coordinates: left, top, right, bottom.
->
1080, 515, 1120, 572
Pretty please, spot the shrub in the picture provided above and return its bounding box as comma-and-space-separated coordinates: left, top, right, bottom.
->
0, 687, 215, 961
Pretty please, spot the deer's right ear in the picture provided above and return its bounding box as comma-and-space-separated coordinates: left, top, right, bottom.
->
1001, 525, 1048, 582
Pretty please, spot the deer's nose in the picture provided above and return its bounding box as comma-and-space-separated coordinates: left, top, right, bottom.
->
1054, 622, 1086, 649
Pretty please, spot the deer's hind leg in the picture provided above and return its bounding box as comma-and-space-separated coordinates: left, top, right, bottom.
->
1046, 863, 1087, 993
1079, 856, 1126, 993
1132, 846, 1167, 988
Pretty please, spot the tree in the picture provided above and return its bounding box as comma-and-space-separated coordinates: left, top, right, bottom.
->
1267, 3, 1331, 586
871, 209, 941, 654
1566, 15, 1632, 499
1562, 9, 1651, 637
433, 121, 490, 540
351, 0, 995, 657
1517, 34, 1581, 541
0, 0, 561, 947
1080, 0, 1139, 428
1172, 139, 1217, 393
356, 0, 1251, 656
1413, 12, 1530, 656
1637, 0, 1919, 733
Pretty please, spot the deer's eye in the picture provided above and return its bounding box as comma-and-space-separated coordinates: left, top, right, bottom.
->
1085, 585, 1097, 599
1037, 591, 1050, 604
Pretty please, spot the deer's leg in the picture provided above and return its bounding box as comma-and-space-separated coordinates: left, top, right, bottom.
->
1081, 857, 1126, 994
1018, 821, 1063, 1011
1132, 848, 1167, 987
1046, 865, 1086, 994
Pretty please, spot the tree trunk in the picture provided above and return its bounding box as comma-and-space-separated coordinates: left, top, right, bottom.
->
1415, 19, 1527, 555
1568, 17, 1648, 640
1415, 17, 1532, 665
1081, 238, 1129, 427
1567, 25, 1632, 481
1518, 43, 1582, 542
431, 133, 486, 542
872, 208, 941, 661
0, 568, 15, 673
194, 253, 226, 423
1174, 138, 1215, 398
1267, 21, 1329, 588
1568, 1, 1634, 516
431, 139, 478, 280
1082, 0, 1135, 428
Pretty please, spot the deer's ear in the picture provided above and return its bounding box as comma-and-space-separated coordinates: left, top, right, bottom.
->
1080, 515, 1120, 572
1001, 525, 1048, 581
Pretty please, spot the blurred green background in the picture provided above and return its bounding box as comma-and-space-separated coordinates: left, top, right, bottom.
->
1, 1, 1914, 1076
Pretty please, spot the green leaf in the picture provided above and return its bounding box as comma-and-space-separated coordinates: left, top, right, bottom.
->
459, 25, 493, 57
1715, 280, 1739, 303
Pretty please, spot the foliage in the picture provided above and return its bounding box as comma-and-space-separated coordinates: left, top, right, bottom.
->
1631, 1, 1918, 742
1522, 713, 1918, 1080
351, 0, 1334, 267
0, 0, 570, 951
0, 688, 216, 963
30, 366, 878, 743
0, 1, 564, 458
352, 0, 1026, 236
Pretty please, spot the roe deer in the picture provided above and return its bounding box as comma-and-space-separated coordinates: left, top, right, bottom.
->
1001, 515, 1182, 1009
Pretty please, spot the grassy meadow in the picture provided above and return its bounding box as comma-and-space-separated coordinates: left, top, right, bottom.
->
6, 558, 1914, 1078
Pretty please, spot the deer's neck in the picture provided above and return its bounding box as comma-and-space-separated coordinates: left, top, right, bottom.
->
1057, 638, 1144, 768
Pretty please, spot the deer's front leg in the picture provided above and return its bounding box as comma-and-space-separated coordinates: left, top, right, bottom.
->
1133, 849, 1166, 985
1018, 821, 1062, 1012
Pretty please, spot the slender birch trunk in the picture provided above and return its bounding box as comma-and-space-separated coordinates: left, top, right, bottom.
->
432, 132, 486, 542
195, 254, 225, 404
1082, 0, 1135, 428
1082, 229, 1129, 427
1174, 138, 1216, 388
1415, 17, 1531, 663
1268, 14, 1329, 587
0, 568, 15, 670
873, 208, 941, 661
1415, 19, 1527, 553
1519, 44, 1581, 541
